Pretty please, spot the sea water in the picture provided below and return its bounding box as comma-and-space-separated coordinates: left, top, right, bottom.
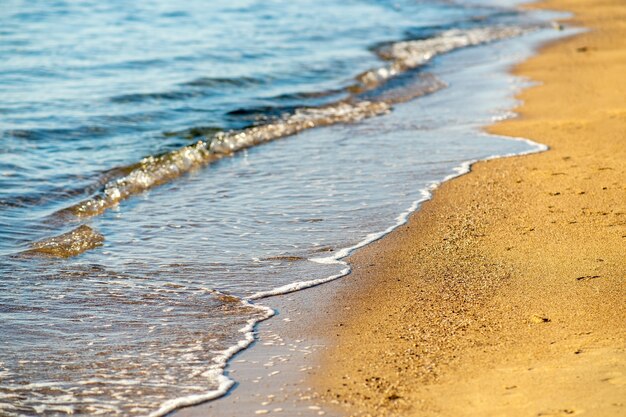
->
0, 1, 565, 415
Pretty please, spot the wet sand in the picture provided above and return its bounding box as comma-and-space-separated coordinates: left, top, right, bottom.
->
311, 0, 626, 416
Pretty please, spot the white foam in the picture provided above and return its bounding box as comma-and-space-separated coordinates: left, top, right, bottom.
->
148, 295, 274, 417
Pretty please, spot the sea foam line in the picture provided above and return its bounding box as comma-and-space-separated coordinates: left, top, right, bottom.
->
149, 295, 274, 417
248, 134, 547, 301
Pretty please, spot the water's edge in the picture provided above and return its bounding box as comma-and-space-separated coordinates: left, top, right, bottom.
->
160, 22, 580, 417
158, 140, 550, 417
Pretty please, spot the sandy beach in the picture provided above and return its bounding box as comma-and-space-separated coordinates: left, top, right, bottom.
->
310, 0, 626, 416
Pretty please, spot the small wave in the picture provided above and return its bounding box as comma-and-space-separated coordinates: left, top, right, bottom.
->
21, 225, 104, 258
181, 76, 265, 88
359, 26, 533, 87
110, 90, 211, 104
61, 100, 391, 218
357, 72, 446, 104
54, 25, 534, 222
271, 87, 346, 101
226, 104, 300, 120
3, 125, 110, 142
163, 126, 223, 140
379, 26, 530, 64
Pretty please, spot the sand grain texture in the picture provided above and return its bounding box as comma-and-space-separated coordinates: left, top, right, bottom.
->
313, 1, 626, 416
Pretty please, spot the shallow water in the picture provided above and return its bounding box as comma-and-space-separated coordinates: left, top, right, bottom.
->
0, 1, 565, 415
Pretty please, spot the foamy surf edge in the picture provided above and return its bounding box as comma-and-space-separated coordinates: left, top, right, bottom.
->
148, 298, 274, 417
248, 133, 547, 301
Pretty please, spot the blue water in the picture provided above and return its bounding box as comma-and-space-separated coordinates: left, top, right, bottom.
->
0, 1, 562, 416
2, 0, 450, 229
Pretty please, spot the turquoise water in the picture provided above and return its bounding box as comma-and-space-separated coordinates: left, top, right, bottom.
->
0, 1, 562, 416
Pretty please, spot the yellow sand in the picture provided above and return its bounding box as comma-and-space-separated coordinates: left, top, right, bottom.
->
314, 1, 626, 416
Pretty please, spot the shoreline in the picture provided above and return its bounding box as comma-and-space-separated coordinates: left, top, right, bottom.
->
311, 0, 626, 416
174, 5, 580, 417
